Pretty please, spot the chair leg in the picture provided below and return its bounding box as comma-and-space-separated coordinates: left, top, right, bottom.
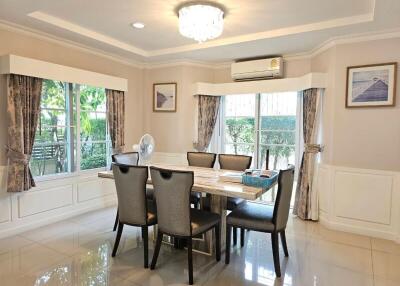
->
142, 226, 149, 268
150, 231, 163, 270
187, 237, 194, 285
113, 209, 119, 231
280, 230, 289, 257
112, 223, 124, 257
215, 223, 221, 261
240, 228, 245, 248
233, 227, 237, 245
271, 232, 281, 277
225, 224, 232, 264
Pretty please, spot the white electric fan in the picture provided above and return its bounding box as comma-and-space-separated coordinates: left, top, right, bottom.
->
133, 134, 155, 165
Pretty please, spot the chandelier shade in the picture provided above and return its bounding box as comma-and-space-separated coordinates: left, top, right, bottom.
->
178, 3, 224, 43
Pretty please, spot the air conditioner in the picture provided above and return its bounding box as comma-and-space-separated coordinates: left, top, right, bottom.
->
231, 57, 284, 81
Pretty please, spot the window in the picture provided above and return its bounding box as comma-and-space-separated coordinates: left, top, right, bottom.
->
214, 92, 299, 204
30, 79, 110, 177
79, 85, 109, 170
223, 94, 256, 165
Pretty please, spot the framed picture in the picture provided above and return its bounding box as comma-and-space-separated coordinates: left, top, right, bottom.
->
153, 83, 177, 112
346, 62, 397, 108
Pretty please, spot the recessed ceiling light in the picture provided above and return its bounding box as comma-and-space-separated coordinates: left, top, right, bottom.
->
132, 22, 145, 29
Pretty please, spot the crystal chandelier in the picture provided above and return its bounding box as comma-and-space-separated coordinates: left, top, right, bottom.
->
178, 3, 224, 43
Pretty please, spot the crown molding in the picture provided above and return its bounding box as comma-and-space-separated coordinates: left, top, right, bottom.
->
284, 27, 400, 61
1, 14, 400, 71
0, 19, 146, 69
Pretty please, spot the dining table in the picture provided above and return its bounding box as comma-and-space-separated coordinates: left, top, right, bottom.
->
98, 163, 278, 255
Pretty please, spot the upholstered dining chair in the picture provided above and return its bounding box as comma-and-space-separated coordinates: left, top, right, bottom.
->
111, 152, 156, 231
149, 166, 221, 285
225, 165, 295, 277
111, 152, 139, 231
218, 154, 252, 247
111, 163, 157, 268
187, 152, 217, 208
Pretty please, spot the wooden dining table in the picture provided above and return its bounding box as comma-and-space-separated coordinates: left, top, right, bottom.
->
98, 163, 278, 254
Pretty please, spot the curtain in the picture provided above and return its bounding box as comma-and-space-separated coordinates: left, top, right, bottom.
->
6, 74, 43, 192
106, 89, 125, 154
293, 88, 323, 220
193, 95, 221, 151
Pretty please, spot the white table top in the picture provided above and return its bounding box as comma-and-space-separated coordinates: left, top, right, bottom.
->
98, 164, 275, 200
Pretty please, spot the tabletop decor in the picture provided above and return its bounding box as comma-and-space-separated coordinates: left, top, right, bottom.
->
153, 82, 177, 112
346, 62, 397, 108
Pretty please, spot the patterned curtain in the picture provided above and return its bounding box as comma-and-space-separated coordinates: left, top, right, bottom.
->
194, 95, 221, 151
6, 74, 43, 192
293, 88, 323, 220
106, 89, 125, 154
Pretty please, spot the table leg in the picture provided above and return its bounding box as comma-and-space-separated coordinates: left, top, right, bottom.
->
210, 195, 227, 251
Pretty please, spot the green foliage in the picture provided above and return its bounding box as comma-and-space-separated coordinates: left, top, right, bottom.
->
80, 154, 107, 170
225, 117, 255, 154
225, 116, 296, 169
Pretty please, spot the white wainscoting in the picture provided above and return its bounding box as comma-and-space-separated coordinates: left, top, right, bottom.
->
0, 152, 186, 239
317, 164, 400, 243
0, 166, 117, 239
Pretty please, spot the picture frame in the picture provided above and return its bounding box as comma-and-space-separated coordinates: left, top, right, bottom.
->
345, 62, 397, 108
153, 83, 177, 112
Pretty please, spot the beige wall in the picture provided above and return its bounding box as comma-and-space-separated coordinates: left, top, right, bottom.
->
312, 39, 400, 171
0, 28, 144, 165
1, 25, 399, 171
143, 65, 214, 152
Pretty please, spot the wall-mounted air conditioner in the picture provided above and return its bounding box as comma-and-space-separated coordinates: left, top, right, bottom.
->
231, 57, 284, 81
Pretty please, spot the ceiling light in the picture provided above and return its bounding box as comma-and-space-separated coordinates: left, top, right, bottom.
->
132, 22, 145, 29
178, 3, 224, 43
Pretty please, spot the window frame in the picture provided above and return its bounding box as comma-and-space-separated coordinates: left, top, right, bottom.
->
33, 80, 110, 181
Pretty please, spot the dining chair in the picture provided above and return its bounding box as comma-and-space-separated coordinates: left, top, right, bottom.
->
111, 163, 157, 268
225, 165, 295, 277
149, 166, 221, 285
187, 152, 217, 208
111, 152, 155, 231
218, 153, 252, 247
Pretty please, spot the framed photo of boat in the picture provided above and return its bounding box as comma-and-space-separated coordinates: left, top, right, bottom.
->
153, 82, 177, 112
346, 62, 397, 108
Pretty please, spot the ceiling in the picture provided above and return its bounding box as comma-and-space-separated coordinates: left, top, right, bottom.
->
0, 0, 399, 64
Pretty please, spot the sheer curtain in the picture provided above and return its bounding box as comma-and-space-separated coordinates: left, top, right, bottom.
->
6, 74, 43, 192
293, 88, 323, 220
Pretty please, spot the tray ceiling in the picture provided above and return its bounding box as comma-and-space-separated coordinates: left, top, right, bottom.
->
0, 0, 399, 63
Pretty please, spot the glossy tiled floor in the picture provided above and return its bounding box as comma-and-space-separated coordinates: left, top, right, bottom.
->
1, 206, 399, 286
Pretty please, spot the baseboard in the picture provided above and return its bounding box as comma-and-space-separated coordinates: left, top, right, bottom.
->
319, 212, 397, 241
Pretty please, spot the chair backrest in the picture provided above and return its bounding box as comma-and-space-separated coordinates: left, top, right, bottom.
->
187, 152, 216, 168
273, 165, 295, 231
112, 152, 139, 166
218, 154, 252, 171
112, 163, 148, 225
150, 167, 193, 237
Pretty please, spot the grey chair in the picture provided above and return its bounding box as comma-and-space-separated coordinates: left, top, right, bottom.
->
111, 152, 140, 231
111, 163, 157, 268
218, 154, 252, 247
225, 166, 295, 277
149, 167, 221, 285
187, 152, 217, 208
111, 152, 157, 230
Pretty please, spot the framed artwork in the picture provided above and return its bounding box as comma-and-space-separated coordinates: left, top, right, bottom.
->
153, 83, 177, 112
346, 62, 397, 108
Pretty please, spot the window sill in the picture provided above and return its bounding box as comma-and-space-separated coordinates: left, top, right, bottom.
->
34, 167, 108, 183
